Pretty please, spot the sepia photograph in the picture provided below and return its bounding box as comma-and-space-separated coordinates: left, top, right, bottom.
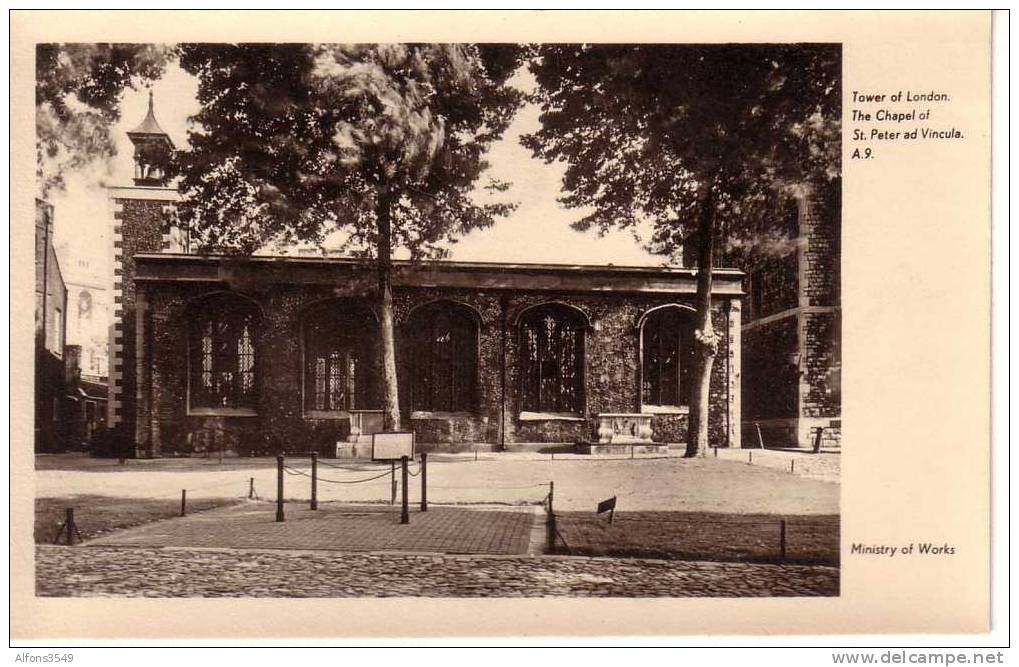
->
31, 40, 842, 600
12, 9, 999, 649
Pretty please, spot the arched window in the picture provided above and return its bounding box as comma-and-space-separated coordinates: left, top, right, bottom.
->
302, 301, 380, 413
519, 304, 586, 414
78, 290, 93, 320
410, 302, 478, 413
641, 306, 695, 408
188, 294, 260, 410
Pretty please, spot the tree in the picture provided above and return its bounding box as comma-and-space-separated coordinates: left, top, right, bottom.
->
36, 43, 173, 195
174, 44, 524, 431
524, 44, 840, 456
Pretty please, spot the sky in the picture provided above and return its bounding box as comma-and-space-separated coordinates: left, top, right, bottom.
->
48, 58, 664, 282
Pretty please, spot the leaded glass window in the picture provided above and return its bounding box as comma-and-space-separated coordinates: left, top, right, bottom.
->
410, 302, 478, 412
303, 302, 379, 413
188, 295, 260, 410
519, 305, 586, 414
641, 307, 695, 408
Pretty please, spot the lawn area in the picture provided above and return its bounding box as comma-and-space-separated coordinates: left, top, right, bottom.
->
35, 495, 240, 544
552, 511, 839, 565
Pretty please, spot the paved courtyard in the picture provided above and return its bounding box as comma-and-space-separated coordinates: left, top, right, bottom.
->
85, 502, 538, 555
36, 451, 839, 513
36, 546, 839, 597
33, 453, 840, 598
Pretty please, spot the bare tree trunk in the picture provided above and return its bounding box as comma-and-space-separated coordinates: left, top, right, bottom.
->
686, 189, 719, 458
376, 186, 401, 432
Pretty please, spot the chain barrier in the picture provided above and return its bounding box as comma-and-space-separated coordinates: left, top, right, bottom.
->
315, 459, 391, 472
283, 465, 392, 485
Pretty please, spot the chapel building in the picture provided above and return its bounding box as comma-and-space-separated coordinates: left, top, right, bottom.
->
107, 99, 746, 457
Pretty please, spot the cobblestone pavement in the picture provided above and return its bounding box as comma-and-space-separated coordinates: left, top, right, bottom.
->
35, 545, 839, 597
85, 503, 536, 555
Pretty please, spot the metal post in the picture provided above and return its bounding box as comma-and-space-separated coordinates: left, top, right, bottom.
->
749, 451, 753, 464
790, 459, 795, 474
65, 508, 75, 545
276, 455, 285, 522
249, 477, 255, 499
420, 452, 428, 512
400, 455, 409, 524
546, 481, 556, 552
180, 489, 186, 517
310, 452, 318, 510
391, 461, 397, 505
714, 446, 718, 458
779, 519, 787, 561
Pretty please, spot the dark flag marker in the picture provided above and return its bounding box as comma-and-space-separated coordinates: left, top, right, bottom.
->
597, 496, 617, 524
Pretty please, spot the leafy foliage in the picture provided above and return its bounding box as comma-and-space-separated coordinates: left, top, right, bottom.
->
525, 44, 840, 454
174, 43, 525, 256
523, 44, 841, 261
36, 43, 173, 195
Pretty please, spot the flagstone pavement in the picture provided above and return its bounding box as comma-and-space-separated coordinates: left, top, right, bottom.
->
83, 502, 538, 555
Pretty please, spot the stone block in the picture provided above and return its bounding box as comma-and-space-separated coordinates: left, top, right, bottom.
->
594, 413, 653, 444
577, 443, 670, 457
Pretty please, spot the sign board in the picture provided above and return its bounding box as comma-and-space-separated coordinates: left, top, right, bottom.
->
371, 432, 415, 461
596, 496, 617, 515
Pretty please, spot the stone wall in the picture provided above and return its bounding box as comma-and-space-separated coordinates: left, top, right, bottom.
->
111, 196, 171, 452
802, 310, 840, 419
734, 179, 842, 449
135, 278, 739, 456
801, 180, 841, 309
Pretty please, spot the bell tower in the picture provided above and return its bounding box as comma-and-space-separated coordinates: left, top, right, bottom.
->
108, 90, 182, 454
126, 90, 174, 187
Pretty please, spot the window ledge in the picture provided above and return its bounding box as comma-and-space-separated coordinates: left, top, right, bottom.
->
641, 405, 690, 415
518, 411, 585, 422
411, 411, 474, 420
304, 410, 351, 420
188, 407, 258, 417
303, 409, 384, 420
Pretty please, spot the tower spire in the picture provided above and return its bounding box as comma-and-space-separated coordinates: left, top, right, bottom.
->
126, 88, 174, 187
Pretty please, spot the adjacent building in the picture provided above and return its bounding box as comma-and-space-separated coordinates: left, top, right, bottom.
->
56, 245, 111, 379
35, 199, 107, 451
736, 182, 842, 450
